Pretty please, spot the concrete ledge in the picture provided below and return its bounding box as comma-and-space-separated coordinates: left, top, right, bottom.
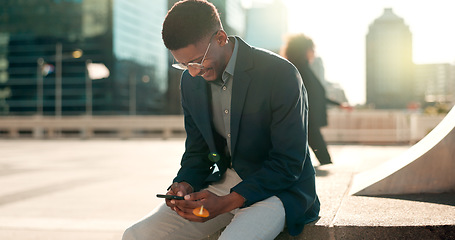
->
208, 220, 455, 240
209, 163, 455, 240
272, 219, 455, 240
287, 225, 455, 240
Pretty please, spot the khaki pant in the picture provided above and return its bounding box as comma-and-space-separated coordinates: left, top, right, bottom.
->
122, 168, 286, 240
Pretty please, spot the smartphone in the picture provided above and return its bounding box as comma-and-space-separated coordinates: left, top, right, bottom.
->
156, 194, 185, 200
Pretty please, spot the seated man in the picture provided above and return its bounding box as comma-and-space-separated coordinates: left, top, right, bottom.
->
123, 0, 320, 239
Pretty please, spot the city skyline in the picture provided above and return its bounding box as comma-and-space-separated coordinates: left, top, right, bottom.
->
283, 0, 455, 105
2, 0, 454, 115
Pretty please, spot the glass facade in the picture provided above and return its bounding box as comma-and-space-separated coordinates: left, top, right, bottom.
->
113, 0, 168, 114
0, 0, 168, 115
244, 0, 288, 53
211, 0, 246, 36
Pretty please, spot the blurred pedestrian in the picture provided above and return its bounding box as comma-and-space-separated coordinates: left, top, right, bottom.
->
281, 33, 338, 165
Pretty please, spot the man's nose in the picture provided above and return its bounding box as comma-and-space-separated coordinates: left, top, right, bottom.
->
188, 67, 205, 77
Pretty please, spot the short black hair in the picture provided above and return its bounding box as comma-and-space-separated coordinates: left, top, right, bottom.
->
162, 0, 222, 50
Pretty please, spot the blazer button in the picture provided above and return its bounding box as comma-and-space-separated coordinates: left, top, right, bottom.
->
208, 153, 220, 162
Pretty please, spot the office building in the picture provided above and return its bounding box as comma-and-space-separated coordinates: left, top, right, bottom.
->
211, 0, 246, 37
366, 8, 414, 109
0, 0, 168, 115
244, 0, 288, 53
415, 63, 455, 104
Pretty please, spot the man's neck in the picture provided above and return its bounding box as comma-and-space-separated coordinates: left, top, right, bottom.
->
225, 37, 235, 61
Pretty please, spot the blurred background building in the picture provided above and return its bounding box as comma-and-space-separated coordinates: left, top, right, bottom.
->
414, 63, 455, 105
366, 8, 414, 109
244, 0, 288, 53
0, 0, 168, 116
0, 1, 453, 142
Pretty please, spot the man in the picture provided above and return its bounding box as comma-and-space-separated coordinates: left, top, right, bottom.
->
123, 0, 319, 239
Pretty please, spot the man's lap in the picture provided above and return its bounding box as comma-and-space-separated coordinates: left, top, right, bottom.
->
122, 169, 286, 240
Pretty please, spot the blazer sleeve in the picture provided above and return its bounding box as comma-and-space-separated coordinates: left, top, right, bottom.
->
172, 73, 214, 192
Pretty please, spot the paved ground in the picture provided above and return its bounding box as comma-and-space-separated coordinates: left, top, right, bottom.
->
0, 139, 453, 239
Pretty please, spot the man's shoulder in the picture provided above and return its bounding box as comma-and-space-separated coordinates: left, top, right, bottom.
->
252, 47, 283, 61
249, 46, 296, 73
236, 36, 291, 67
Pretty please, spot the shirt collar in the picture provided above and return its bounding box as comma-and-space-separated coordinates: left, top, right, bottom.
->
221, 37, 238, 83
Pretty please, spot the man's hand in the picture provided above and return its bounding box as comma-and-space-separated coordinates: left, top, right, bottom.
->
172, 190, 245, 222
165, 182, 193, 210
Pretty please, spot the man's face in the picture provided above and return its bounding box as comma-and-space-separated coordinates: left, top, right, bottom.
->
171, 32, 226, 81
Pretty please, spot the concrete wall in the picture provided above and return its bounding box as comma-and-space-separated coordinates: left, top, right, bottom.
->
0, 110, 445, 143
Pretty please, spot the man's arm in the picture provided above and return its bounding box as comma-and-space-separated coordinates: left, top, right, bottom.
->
172, 73, 213, 192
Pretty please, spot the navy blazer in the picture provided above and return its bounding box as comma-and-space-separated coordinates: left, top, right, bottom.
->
173, 37, 320, 236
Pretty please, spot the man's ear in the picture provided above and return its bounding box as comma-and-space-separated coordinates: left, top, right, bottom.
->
217, 30, 229, 46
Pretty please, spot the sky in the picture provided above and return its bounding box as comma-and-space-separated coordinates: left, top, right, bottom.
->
281, 0, 455, 105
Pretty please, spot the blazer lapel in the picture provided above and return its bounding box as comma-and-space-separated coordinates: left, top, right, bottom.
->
230, 37, 254, 157
190, 76, 218, 154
